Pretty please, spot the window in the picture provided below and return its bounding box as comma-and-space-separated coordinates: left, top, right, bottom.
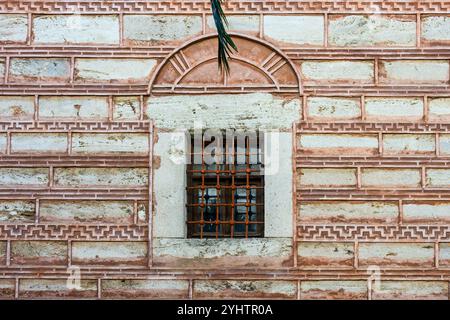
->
186, 130, 264, 239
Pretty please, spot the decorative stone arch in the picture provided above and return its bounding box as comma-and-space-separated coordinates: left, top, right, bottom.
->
148, 33, 302, 95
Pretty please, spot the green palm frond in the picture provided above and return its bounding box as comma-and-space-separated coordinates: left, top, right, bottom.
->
210, 0, 238, 74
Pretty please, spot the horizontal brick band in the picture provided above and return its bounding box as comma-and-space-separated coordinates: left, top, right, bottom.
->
297, 225, 450, 241
0, 224, 148, 240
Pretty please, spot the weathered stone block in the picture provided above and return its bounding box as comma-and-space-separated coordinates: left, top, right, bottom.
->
71, 133, 149, 155
300, 281, 367, 300
379, 60, 450, 84
0, 96, 34, 120
300, 60, 374, 84
10, 241, 68, 265
74, 58, 157, 83
102, 279, 189, 299
371, 281, 448, 300
38, 96, 109, 120
0, 133, 6, 154
124, 15, 202, 45
19, 279, 97, 299
328, 15, 416, 47
439, 243, 450, 267
426, 169, 450, 187
9, 58, 71, 83
33, 15, 119, 44
113, 96, 141, 120
428, 97, 450, 122
264, 15, 324, 46
0, 279, 15, 299
383, 134, 435, 155
11, 133, 68, 154
0, 168, 48, 187
147, 93, 301, 130
0, 200, 35, 223
39, 200, 134, 224
206, 15, 260, 35
438, 134, 450, 155
298, 168, 357, 188
193, 280, 297, 299
0, 241, 6, 265
358, 243, 434, 268
153, 238, 292, 268
0, 14, 28, 43
297, 242, 354, 268
365, 97, 424, 121
306, 96, 361, 120
53, 167, 148, 187
421, 15, 450, 46
361, 168, 421, 188
0, 59, 4, 79
298, 134, 379, 155
299, 201, 399, 224
71, 241, 147, 266
403, 201, 450, 224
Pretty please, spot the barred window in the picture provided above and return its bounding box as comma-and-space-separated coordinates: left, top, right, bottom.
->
186, 130, 264, 239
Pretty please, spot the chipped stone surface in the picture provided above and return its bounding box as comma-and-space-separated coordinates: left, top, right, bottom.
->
428, 97, 450, 122
298, 134, 378, 155
301, 281, 367, 300
71, 133, 149, 155
153, 238, 292, 268
113, 96, 141, 120
0, 200, 35, 223
264, 15, 324, 46
19, 279, 97, 299
426, 169, 450, 187
10, 241, 68, 265
102, 279, 189, 299
328, 15, 416, 47
300, 60, 374, 84
359, 243, 434, 268
383, 134, 435, 155
206, 15, 260, 34
0, 279, 15, 299
379, 60, 450, 84
33, 15, 119, 44
299, 201, 399, 224
298, 242, 354, 268
124, 15, 202, 45
0, 168, 48, 187
0, 134, 6, 154
9, 58, 71, 82
71, 241, 147, 266
365, 97, 424, 121
39, 200, 134, 224
403, 201, 450, 224
361, 168, 421, 188
38, 96, 109, 120
0, 96, 34, 120
298, 168, 356, 188
147, 93, 301, 130
438, 134, 450, 156
372, 281, 448, 300
439, 243, 450, 267
193, 280, 297, 299
0, 14, 28, 43
421, 15, 450, 45
0, 241, 6, 265
11, 133, 68, 154
306, 96, 361, 120
74, 58, 157, 83
54, 167, 148, 187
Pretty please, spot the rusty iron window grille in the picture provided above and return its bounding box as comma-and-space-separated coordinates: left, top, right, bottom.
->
186, 130, 264, 239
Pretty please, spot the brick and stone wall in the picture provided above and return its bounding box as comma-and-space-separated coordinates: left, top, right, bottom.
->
0, 0, 450, 300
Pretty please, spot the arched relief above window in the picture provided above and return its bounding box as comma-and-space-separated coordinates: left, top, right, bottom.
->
148, 33, 302, 95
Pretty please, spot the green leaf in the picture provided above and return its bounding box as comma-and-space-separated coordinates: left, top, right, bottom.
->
210, 0, 238, 74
